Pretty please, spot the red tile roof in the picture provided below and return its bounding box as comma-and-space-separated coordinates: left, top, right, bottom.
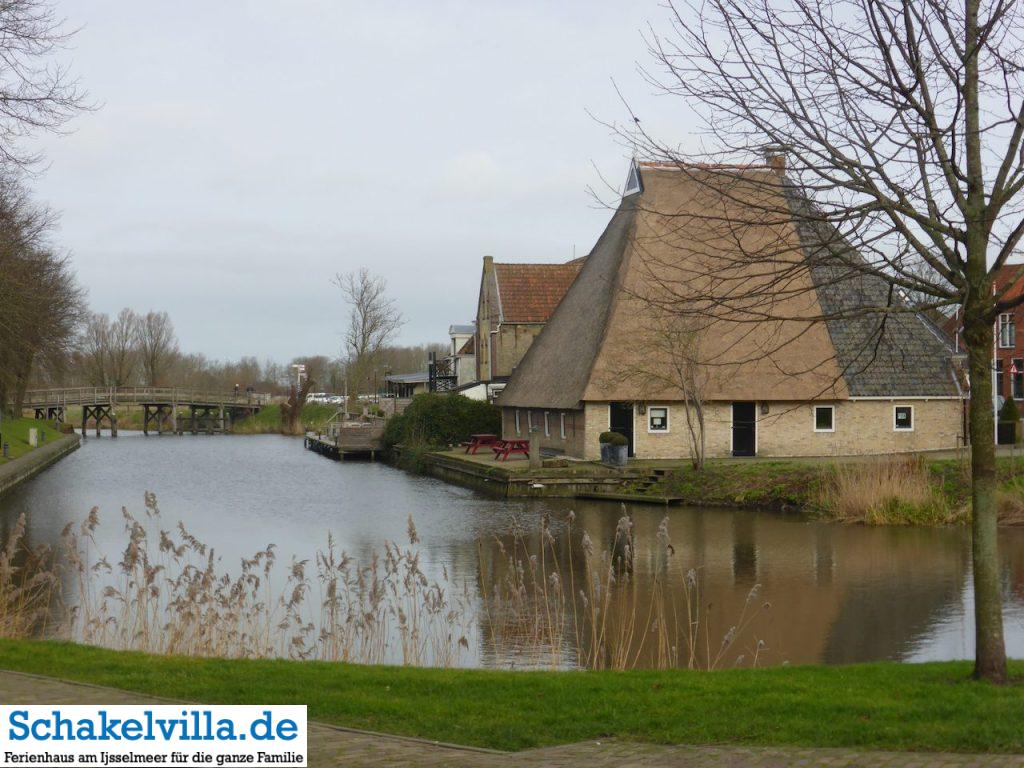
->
494, 262, 582, 323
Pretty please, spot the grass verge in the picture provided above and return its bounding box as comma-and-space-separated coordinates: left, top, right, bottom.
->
0, 640, 1022, 753
0, 418, 61, 464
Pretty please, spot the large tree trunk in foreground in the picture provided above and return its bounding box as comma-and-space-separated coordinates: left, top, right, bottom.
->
964, 301, 1007, 684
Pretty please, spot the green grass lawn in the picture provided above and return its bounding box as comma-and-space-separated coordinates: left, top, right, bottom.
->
0, 640, 1021, 753
0, 417, 61, 463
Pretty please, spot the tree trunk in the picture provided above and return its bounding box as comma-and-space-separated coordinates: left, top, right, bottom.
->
963, 306, 1008, 684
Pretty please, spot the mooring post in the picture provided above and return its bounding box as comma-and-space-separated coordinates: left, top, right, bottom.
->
81, 405, 88, 438
111, 411, 118, 438
528, 427, 542, 469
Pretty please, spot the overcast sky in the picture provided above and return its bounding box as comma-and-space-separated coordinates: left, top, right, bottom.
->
29, 1, 697, 362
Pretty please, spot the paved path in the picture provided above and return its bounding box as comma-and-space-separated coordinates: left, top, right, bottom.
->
0, 671, 1019, 767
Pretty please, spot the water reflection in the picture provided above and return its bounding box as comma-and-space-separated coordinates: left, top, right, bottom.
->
2, 432, 1024, 666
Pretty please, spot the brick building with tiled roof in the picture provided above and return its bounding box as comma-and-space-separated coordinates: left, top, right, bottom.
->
474, 257, 582, 387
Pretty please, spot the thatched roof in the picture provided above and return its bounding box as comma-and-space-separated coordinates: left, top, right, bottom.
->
498, 164, 961, 409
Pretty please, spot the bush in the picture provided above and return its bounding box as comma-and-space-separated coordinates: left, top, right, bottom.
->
1000, 397, 1020, 423
382, 393, 500, 452
599, 431, 629, 446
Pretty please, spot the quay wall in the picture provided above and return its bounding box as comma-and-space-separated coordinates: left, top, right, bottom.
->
0, 434, 81, 498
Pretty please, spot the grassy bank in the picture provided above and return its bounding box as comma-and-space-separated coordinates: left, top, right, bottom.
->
0, 640, 1020, 753
60, 403, 338, 435
0, 418, 61, 463
627, 454, 1024, 525
230, 403, 337, 434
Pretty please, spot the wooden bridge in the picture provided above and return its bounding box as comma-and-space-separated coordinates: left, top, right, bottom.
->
22, 387, 270, 437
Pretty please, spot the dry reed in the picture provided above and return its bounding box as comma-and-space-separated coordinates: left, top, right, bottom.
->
2, 497, 771, 671
822, 456, 950, 525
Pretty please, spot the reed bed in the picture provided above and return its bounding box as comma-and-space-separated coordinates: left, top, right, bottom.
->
822, 456, 952, 525
2, 497, 771, 671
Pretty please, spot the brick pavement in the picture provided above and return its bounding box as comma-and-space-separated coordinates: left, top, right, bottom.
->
0, 671, 1020, 767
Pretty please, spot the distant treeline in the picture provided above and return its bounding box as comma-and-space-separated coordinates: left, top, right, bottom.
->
24, 305, 447, 397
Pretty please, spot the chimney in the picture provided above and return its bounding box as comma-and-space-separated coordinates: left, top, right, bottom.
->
764, 147, 787, 174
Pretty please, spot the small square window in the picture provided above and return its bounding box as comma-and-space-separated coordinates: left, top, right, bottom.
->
814, 405, 835, 432
648, 406, 669, 432
894, 406, 914, 431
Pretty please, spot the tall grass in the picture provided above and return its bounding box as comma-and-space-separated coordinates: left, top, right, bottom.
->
0, 514, 58, 638
821, 456, 952, 525
1, 498, 770, 670
479, 509, 769, 670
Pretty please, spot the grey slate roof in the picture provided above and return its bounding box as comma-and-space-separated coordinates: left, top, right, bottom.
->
785, 187, 961, 397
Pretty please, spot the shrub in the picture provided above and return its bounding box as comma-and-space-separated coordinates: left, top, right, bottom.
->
1000, 397, 1020, 423
599, 431, 629, 446
382, 393, 500, 451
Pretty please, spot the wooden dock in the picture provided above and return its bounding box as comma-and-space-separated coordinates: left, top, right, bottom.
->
305, 416, 385, 460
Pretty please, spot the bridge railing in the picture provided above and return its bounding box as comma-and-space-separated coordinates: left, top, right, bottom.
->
22, 387, 274, 408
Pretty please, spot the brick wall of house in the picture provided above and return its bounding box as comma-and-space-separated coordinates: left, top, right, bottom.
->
494, 324, 545, 380
579, 400, 964, 460
501, 407, 587, 456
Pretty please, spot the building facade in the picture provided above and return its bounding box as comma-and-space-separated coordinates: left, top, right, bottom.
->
474, 255, 582, 391
497, 161, 966, 460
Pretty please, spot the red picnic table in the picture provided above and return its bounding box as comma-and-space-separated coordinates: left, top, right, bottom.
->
492, 438, 530, 461
463, 433, 499, 454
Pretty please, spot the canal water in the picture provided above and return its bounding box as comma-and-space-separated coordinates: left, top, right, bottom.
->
2, 432, 1024, 668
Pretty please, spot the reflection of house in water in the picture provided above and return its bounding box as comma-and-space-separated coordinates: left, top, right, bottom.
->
469, 504, 976, 668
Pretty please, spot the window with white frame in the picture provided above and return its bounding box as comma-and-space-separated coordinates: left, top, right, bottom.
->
514, 409, 521, 435
527, 411, 533, 430
560, 412, 566, 439
648, 406, 669, 432
894, 405, 914, 431
1000, 314, 1016, 348
813, 405, 835, 432
544, 412, 550, 436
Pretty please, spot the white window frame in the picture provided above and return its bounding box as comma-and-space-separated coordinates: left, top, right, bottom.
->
527, 411, 533, 430
544, 411, 550, 437
813, 405, 835, 433
647, 406, 670, 433
514, 409, 521, 435
1000, 313, 1016, 349
893, 405, 914, 432
559, 412, 566, 439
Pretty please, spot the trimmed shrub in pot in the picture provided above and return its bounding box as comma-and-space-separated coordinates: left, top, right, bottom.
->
599, 430, 629, 467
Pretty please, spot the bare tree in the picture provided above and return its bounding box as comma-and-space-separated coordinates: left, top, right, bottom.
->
0, 175, 83, 413
334, 268, 405, 394
618, 0, 1024, 682
0, 0, 88, 168
136, 310, 178, 386
106, 308, 139, 387
78, 314, 110, 386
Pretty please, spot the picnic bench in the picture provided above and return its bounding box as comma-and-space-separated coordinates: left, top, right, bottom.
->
491, 438, 530, 461
463, 433, 499, 454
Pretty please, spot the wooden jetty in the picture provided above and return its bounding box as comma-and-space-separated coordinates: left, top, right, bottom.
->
305, 413, 385, 460
22, 387, 269, 437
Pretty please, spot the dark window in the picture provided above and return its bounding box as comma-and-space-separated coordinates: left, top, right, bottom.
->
1014, 359, 1024, 399
894, 406, 914, 431
814, 406, 834, 431
1001, 314, 1017, 348
648, 407, 669, 432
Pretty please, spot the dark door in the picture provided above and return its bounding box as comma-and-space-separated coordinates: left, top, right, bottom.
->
732, 402, 756, 457
609, 402, 635, 457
